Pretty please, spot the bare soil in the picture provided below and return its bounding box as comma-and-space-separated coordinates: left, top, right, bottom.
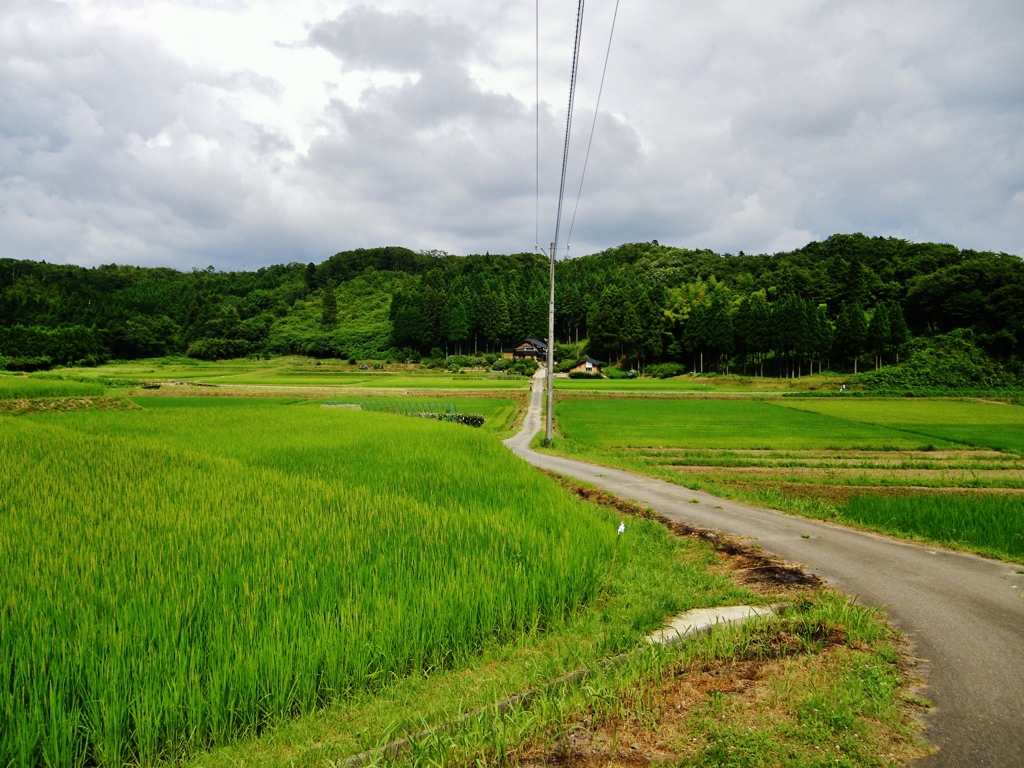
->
512, 639, 927, 768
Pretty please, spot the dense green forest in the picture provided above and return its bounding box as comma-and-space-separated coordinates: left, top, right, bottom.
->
1, 234, 1022, 380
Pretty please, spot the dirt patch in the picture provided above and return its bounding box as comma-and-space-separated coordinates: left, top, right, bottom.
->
549, 475, 822, 596
0, 397, 139, 415
516, 659, 776, 767
512, 637, 911, 768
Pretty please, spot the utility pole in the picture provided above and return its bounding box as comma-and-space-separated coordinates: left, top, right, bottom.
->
545, 241, 556, 443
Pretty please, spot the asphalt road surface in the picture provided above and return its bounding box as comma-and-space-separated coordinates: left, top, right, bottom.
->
505, 372, 1024, 767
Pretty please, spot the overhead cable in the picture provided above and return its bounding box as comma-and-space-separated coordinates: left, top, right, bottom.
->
566, 0, 621, 248
551, 0, 586, 256
535, 0, 540, 252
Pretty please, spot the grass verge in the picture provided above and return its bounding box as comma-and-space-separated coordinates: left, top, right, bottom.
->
327, 594, 931, 768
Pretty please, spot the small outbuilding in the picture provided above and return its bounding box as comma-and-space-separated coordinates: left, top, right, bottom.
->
569, 357, 604, 375
503, 338, 549, 361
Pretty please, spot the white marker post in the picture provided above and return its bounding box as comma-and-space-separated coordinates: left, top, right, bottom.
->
605, 521, 626, 595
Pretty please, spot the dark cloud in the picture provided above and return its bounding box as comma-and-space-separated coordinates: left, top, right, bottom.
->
0, 0, 1022, 268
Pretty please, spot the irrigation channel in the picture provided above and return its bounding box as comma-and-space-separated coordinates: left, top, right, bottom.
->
505, 370, 1024, 768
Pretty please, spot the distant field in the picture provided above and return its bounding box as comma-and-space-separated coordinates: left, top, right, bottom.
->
57, 358, 533, 390
348, 375, 530, 390
1, 399, 615, 768
317, 396, 519, 433
547, 397, 1024, 559
136, 395, 521, 433
779, 398, 1024, 454
0, 375, 105, 399
554, 373, 844, 392
555, 378, 729, 391
555, 398, 938, 451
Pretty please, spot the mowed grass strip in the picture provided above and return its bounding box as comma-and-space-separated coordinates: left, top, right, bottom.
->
555, 398, 937, 451
1, 400, 612, 768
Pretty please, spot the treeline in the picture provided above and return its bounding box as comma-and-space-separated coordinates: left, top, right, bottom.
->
1, 234, 1022, 376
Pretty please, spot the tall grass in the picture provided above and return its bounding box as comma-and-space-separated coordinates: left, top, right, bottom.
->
842, 493, 1024, 559
0, 376, 105, 399
0, 401, 610, 768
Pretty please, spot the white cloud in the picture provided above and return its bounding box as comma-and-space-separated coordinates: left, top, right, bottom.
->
0, 0, 1022, 269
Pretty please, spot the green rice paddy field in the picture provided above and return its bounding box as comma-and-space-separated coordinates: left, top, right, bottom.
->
0, 382, 937, 767
28, 359, 532, 390
0, 375, 106, 399
551, 397, 1024, 560
1, 399, 624, 768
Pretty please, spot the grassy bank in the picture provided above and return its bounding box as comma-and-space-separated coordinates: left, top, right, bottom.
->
459, 594, 929, 768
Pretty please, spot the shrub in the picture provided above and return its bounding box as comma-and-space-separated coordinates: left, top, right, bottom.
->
515, 359, 539, 376
492, 358, 538, 376
455, 413, 486, 427
3, 356, 54, 372
646, 362, 687, 379
186, 338, 252, 361
299, 335, 343, 359
568, 371, 603, 379
445, 355, 489, 369
852, 330, 1024, 394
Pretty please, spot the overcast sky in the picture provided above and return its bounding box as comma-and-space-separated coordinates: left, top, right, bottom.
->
2, 0, 1022, 270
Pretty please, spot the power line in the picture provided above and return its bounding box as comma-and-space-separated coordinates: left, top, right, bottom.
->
535, 0, 540, 252
567, 0, 621, 248
552, 0, 586, 256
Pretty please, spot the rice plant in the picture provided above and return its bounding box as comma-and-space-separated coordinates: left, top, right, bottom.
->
0, 376, 105, 399
0, 400, 610, 767
841, 493, 1024, 559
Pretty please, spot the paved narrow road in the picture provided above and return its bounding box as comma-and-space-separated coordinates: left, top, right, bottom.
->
505, 372, 1024, 767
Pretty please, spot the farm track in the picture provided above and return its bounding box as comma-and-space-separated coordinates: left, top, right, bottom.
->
506, 371, 1024, 768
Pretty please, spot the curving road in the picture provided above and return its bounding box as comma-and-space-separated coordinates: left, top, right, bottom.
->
505, 371, 1024, 767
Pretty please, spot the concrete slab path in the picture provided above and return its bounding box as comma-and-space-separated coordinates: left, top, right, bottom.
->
505, 371, 1024, 767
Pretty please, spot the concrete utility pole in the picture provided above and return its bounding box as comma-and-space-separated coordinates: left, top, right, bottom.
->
545, 241, 556, 443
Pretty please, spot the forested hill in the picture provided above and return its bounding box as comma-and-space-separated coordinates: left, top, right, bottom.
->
1, 234, 1022, 376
